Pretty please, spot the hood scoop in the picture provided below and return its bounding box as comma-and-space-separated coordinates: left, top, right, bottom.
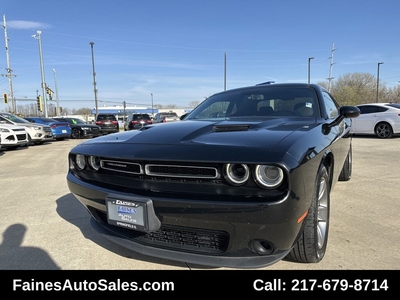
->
212, 124, 251, 132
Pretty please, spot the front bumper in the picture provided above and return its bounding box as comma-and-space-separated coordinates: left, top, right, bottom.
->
67, 172, 306, 268
53, 133, 71, 139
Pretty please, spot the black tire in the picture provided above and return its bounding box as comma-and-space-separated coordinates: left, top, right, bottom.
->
374, 122, 393, 138
286, 165, 330, 263
71, 128, 81, 139
339, 144, 352, 181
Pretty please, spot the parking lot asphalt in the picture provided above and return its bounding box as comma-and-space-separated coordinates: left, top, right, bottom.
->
0, 135, 399, 270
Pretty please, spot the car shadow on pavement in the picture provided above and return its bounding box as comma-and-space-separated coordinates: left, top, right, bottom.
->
56, 193, 215, 269
0, 223, 61, 270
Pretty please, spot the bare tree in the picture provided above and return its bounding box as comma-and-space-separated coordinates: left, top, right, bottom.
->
165, 104, 177, 109
188, 100, 201, 108
75, 107, 93, 121
319, 72, 380, 106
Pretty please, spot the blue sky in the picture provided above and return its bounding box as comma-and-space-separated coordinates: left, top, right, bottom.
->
1, 0, 400, 111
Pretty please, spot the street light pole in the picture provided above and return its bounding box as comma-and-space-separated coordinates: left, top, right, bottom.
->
90, 42, 99, 120
224, 52, 227, 91
151, 93, 154, 117
52, 68, 60, 116
308, 57, 314, 84
376, 62, 384, 102
33, 31, 48, 117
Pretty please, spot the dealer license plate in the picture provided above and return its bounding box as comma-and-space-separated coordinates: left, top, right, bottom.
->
62, 130, 67, 133
106, 197, 148, 232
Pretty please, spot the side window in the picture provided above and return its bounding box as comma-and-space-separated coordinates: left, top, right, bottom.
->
359, 105, 387, 114
198, 101, 230, 118
360, 106, 374, 114
322, 92, 339, 119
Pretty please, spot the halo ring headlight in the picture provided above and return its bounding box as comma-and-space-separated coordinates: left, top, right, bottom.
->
254, 165, 284, 188
223, 163, 250, 186
75, 154, 86, 170
88, 156, 101, 171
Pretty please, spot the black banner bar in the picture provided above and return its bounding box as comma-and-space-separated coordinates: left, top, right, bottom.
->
2, 270, 397, 295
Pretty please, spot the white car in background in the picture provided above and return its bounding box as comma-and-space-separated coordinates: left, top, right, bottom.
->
0, 112, 53, 145
351, 103, 400, 138
0, 123, 28, 150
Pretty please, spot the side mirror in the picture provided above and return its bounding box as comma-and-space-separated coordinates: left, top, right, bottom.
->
339, 106, 361, 119
322, 106, 360, 134
180, 113, 189, 120
326, 106, 360, 128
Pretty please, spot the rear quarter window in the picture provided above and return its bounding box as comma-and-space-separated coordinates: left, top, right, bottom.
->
97, 114, 116, 121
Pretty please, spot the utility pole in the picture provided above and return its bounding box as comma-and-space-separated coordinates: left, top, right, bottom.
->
53, 69, 60, 116
2, 14, 17, 113
90, 42, 99, 120
327, 42, 336, 92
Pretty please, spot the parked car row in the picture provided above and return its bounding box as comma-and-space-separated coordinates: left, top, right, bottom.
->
0, 113, 102, 151
122, 112, 181, 131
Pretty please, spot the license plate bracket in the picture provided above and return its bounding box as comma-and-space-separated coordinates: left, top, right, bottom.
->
106, 194, 161, 233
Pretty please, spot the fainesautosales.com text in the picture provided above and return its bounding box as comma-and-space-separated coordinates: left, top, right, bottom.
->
13, 279, 174, 292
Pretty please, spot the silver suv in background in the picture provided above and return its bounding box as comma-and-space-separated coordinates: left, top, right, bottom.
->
153, 112, 180, 123
0, 113, 53, 145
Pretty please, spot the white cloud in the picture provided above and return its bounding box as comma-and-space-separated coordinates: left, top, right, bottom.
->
7, 20, 51, 30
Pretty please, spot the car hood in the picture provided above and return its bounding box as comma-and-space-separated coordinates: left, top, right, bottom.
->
0, 124, 26, 130
12, 122, 51, 129
74, 118, 319, 163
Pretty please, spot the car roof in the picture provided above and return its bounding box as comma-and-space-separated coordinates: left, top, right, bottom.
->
357, 103, 400, 108
357, 103, 388, 106
211, 82, 326, 97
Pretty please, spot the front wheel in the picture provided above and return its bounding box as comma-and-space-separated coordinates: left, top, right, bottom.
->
71, 128, 81, 139
286, 165, 330, 263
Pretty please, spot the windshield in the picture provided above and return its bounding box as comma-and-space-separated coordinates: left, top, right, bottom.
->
0, 113, 31, 124
185, 87, 319, 120
133, 114, 151, 120
70, 118, 86, 124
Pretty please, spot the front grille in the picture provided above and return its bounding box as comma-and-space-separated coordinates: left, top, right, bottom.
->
17, 134, 27, 141
44, 127, 52, 133
101, 160, 142, 174
145, 164, 218, 178
95, 209, 229, 254
98, 159, 219, 179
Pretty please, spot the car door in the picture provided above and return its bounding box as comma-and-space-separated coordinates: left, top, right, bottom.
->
322, 92, 348, 172
353, 105, 384, 133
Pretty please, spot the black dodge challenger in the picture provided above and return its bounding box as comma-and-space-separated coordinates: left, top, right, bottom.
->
67, 83, 360, 268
